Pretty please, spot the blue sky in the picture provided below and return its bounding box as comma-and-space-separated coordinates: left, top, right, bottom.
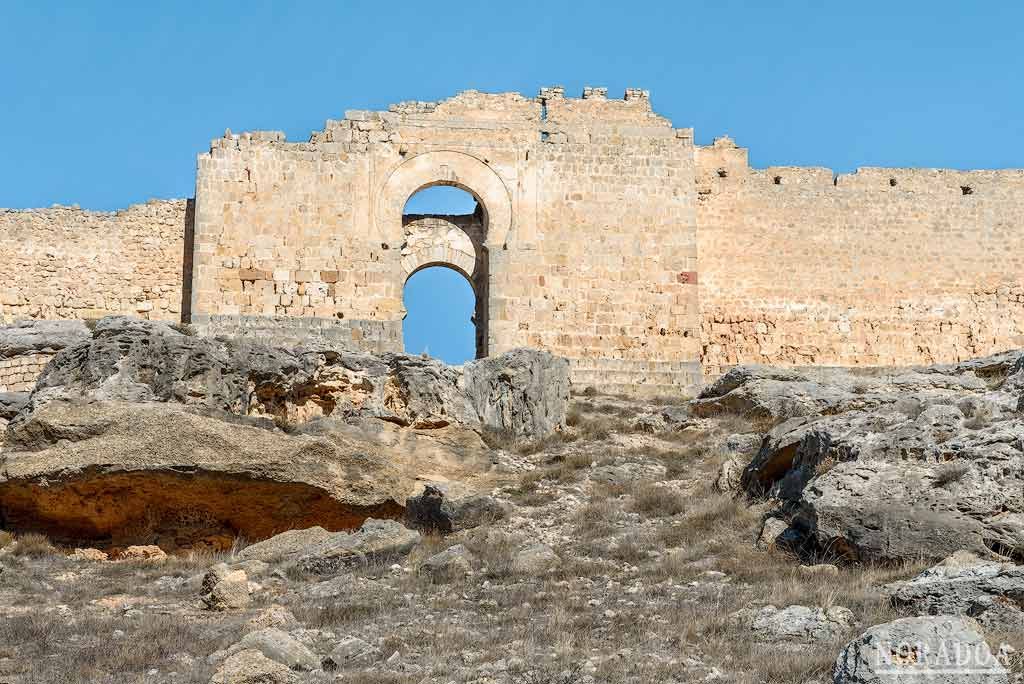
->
3, 1, 1022, 363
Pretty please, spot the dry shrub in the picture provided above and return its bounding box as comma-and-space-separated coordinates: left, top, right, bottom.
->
483, 427, 573, 455
9, 532, 59, 558
0, 530, 14, 549
511, 663, 585, 684
461, 528, 519, 579
933, 462, 970, 488
631, 482, 686, 518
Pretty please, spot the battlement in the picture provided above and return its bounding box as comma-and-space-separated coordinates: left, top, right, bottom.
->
215, 87, 670, 149
696, 136, 1024, 196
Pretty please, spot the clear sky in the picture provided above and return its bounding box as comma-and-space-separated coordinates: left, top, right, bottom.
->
3, 1, 1022, 362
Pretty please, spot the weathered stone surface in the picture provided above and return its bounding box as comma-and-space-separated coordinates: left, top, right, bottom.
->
210, 648, 291, 684
119, 545, 167, 562
201, 563, 251, 611
419, 544, 474, 583
0, 320, 90, 358
727, 354, 1024, 562
9, 317, 567, 439
0, 392, 28, 420
713, 457, 743, 493
245, 606, 298, 633
886, 552, 1024, 631
322, 636, 377, 670
296, 518, 421, 575
832, 616, 1008, 683
237, 528, 337, 564
755, 516, 790, 550
404, 484, 508, 534
513, 543, 561, 574
735, 604, 855, 643
462, 349, 570, 438
70, 547, 108, 562
234, 628, 318, 671
0, 400, 447, 548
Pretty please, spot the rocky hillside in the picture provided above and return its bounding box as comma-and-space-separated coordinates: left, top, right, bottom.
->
0, 318, 1021, 683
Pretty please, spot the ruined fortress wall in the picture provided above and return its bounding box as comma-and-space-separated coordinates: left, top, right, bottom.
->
0, 201, 189, 325
6, 88, 1022, 395
189, 130, 405, 351
696, 140, 1024, 377
190, 89, 704, 394
497, 90, 701, 394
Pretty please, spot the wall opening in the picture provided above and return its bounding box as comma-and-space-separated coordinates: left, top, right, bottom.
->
403, 267, 477, 364
401, 185, 489, 362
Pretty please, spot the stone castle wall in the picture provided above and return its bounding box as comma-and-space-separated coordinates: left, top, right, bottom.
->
0, 353, 51, 392
1, 87, 1022, 394
0, 201, 190, 324
696, 138, 1024, 377
190, 88, 702, 394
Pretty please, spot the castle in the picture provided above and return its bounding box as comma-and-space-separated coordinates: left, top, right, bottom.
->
2, 87, 1023, 395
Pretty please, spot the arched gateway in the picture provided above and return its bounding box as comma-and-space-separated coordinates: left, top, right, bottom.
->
188, 88, 704, 396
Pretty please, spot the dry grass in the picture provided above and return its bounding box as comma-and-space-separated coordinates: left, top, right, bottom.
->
631, 482, 686, 518
0, 611, 227, 683
8, 532, 59, 558
0, 405, 968, 684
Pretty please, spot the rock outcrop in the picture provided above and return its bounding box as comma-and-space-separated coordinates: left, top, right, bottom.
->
201, 563, 252, 611
404, 484, 508, 534
886, 551, 1024, 631
15, 315, 568, 436
734, 604, 855, 644
239, 519, 421, 574
0, 317, 569, 550
0, 319, 91, 359
708, 353, 1024, 563
832, 616, 1008, 683
210, 649, 291, 684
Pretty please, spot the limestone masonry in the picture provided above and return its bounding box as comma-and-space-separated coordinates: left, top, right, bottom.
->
3, 87, 1023, 394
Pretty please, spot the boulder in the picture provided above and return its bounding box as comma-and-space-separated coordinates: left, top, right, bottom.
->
0, 398, 494, 549
119, 545, 167, 562
237, 528, 337, 564
727, 352, 1024, 563
201, 563, 251, 611
70, 547, 108, 562
404, 484, 508, 534
736, 604, 855, 643
512, 543, 561, 574
321, 636, 378, 670
713, 457, 744, 493
295, 518, 420, 575
886, 552, 1024, 631
755, 516, 790, 550
419, 544, 474, 583
694, 364, 990, 421
233, 628, 319, 671
246, 606, 299, 633
210, 649, 291, 684
462, 348, 569, 438
832, 616, 1008, 683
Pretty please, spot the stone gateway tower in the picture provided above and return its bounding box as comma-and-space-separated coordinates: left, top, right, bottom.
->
2, 86, 1023, 395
